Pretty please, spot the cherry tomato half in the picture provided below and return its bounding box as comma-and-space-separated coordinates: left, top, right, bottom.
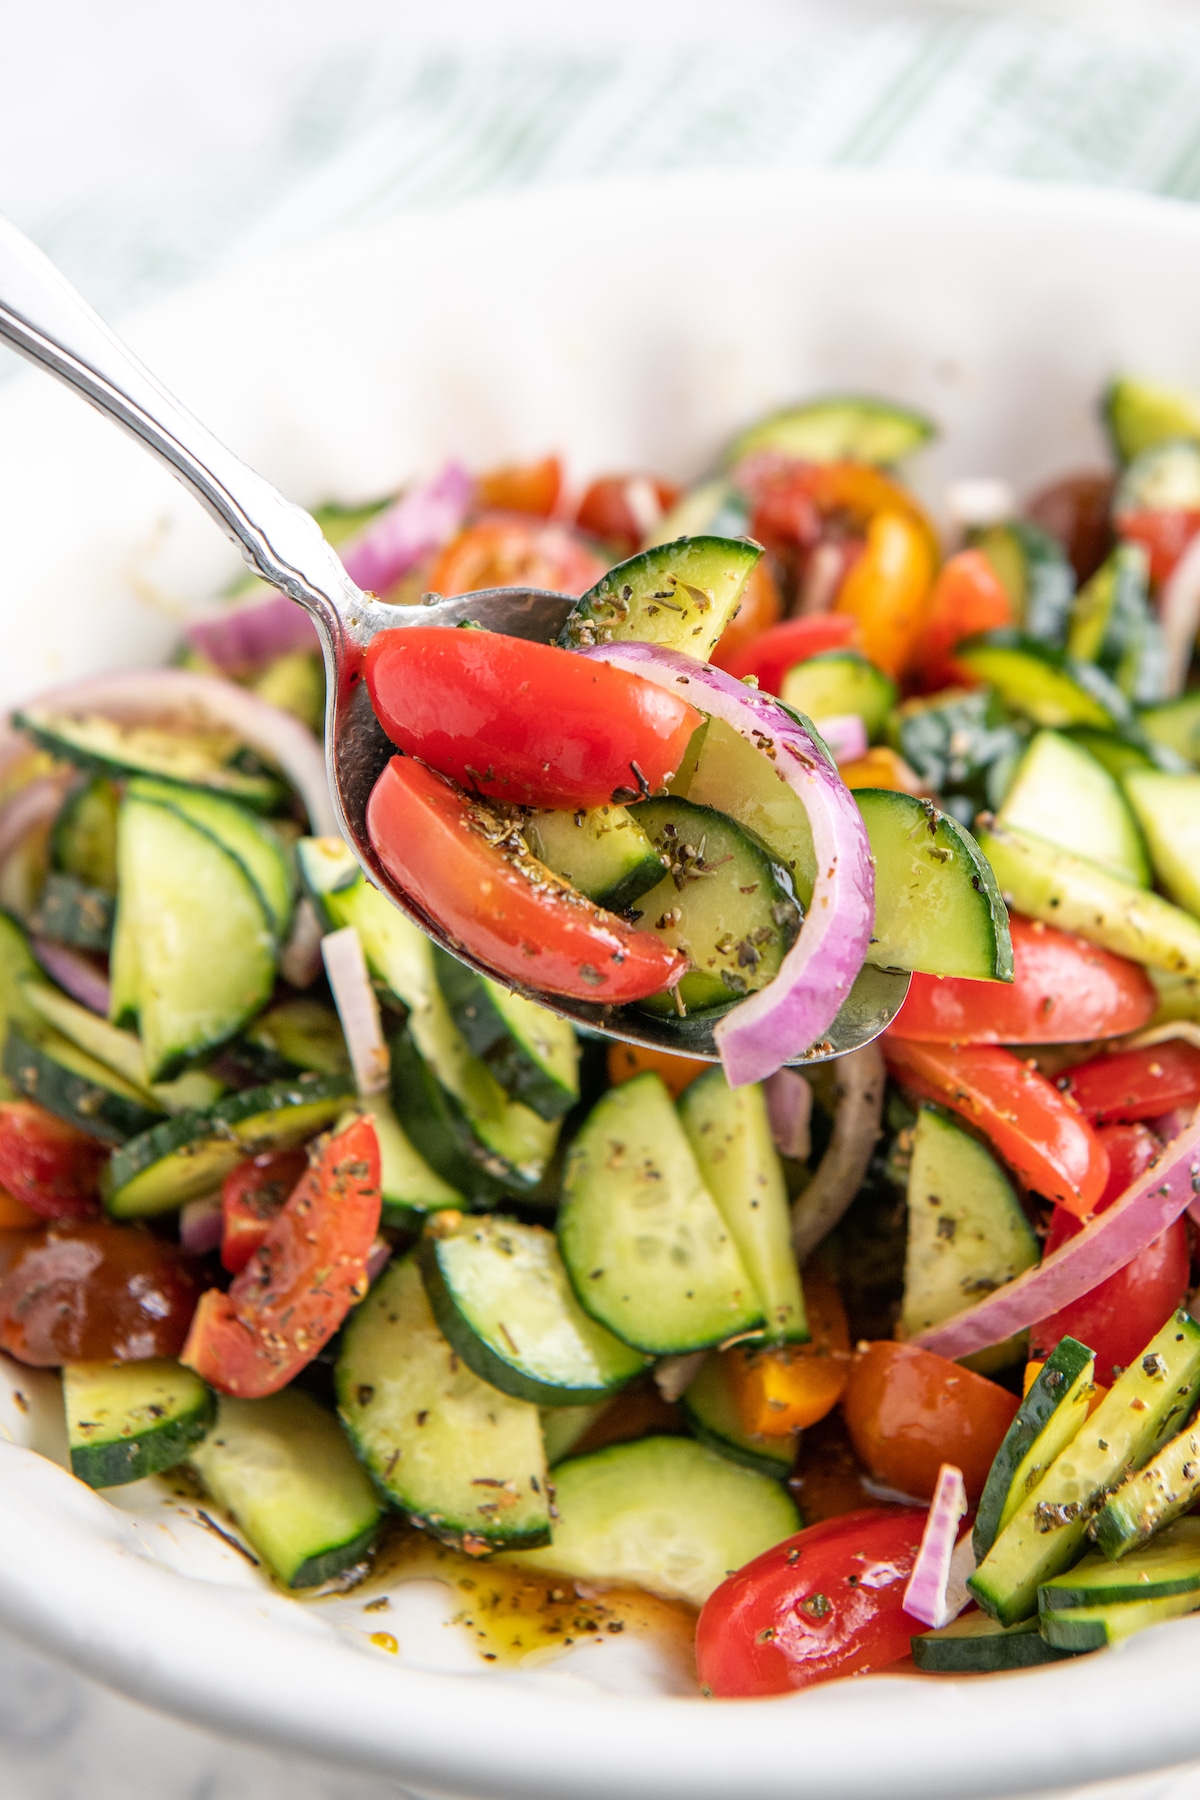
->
1025, 472, 1115, 586
426, 515, 605, 598
575, 474, 680, 556
716, 613, 858, 694
364, 627, 701, 811
366, 755, 685, 1004
220, 1148, 308, 1274
696, 1507, 927, 1696
889, 918, 1157, 1045
476, 456, 562, 518
606, 1041, 710, 1099
911, 549, 1013, 693
0, 1100, 106, 1219
1060, 1040, 1200, 1125
708, 562, 784, 672
0, 1221, 203, 1365
842, 1340, 1018, 1501
1116, 506, 1200, 588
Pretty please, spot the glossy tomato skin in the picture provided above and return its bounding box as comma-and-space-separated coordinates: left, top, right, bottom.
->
220, 1148, 307, 1274
842, 1341, 1018, 1501
0, 1222, 203, 1365
889, 919, 1156, 1045
0, 1101, 106, 1219
425, 515, 605, 598
365, 627, 701, 811
366, 756, 685, 1003
696, 1508, 927, 1696
912, 549, 1013, 693
574, 474, 680, 556
1031, 1123, 1188, 1384
1062, 1042, 1200, 1125
716, 614, 858, 694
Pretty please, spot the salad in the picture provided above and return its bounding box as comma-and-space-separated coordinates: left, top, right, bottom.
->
4, 377, 1200, 1696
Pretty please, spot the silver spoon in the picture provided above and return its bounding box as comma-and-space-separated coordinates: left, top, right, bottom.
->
0, 213, 908, 1063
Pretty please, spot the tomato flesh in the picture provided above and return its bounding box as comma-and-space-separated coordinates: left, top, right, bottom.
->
912, 549, 1013, 692
574, 474, 680, 556
0, 1221, 202, 1365
366, 755, 684, 1004
365, 627, 701, 811
425, 514, 605, 598
696, 1508, 927, 1696
841, 1340, 1018, 1501
0, 1101, 106, 1219
220, 1148, 308, 1275
716, 614, 858, 694
1061, 1041, 1200, 1125
476, 456, 562, 518
1116, 506, 1200, 587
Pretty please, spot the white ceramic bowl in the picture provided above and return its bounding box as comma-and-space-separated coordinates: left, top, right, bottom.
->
2, 168, 1200, 1800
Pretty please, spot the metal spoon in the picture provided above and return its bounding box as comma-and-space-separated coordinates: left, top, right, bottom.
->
0, 213, 908, 1063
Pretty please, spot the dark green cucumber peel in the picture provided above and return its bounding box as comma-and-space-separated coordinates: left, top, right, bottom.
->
911, 1611, 1077, 1673
29, 872, 114, 950
524, 804, 665, 913
4, 1023, 162, 1145
956, 632, 1140, 735
434, 950, 579, 1123
973, 1337, 1095, 1562
15, 709, 283, 810
680, 1354, 795, 1481
390, 1027, 516, 1202
560, 536, 761, 662
67, 1371, 215, 1489
1093, 1425, 1200, 1561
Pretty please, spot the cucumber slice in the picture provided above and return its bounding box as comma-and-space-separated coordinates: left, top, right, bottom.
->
855, 789, 1013, 981
524, 804, 664, 912
0, 912, 47, 1057
127, 777, 293, 939
251, 649, 323, 733
911, 1611, 1075, 1673
627, 797, 801, 1014
560, 537, 762, 663
434, 949, 579, 1123
15, 708, 282, 810
1124, 772, 1200, 918
559, 1072, 763, 1355
1104, 376, 1200, 463
969, 1311, 1200, 1625
19, 980, 218, 1116
677, 1069, 806, 1344
1039, 1587, 1200, 1651
1042, 1518, 1200, 1609
956, 634, 1133, 733
297, 835, 436, 1012
241, 998, 350, 1079
4, 1022, 162, 1144
1064, 728, 1159, 783
644, 479, 750, 549
1093, 1420, 1200, 1560
1115, 438, 1200, 514
779, 652, 896, 742
900, 1106, 1039, 1357
190, 1389, 381, 1588
888, 689, 1027, 825
977, 820, 1200, 975
972, 1337, 1096, 1563
418, 1214, 646, 1406
1141, 690, 1200, 766
103, 1073, 352, 1217
29, 872, 113, 950
336, 1255, 551, 1551
50, 777, 119, 891
509, 1435, 800, 1607
391, 1023, 559, 1200
540, 1402, 609, 1466
64, 1357, 214, 1488
1066, 546, 1165, 705
113, 797, 276, 1080
724, 396, 935, 469
681, 1353, 796, 1479
369, 1093, 462, 1231
674, 714, 818, 910
996, 729, 1150, 888
970, 522, 1074, 645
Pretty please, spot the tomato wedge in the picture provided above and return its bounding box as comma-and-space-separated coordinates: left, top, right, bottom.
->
842, 1340, 1019, 1500
220, 1147, 308, 1274
888, 918, 1156, 1045
365, 627, 701, 810
367, 756, 684, 1004
696, 1508, 928, 1696
574, 474, 680, 556
476, 456, 562, 518
0, 1221, 202, 1365
425, 514, 605, 598
911, 549, 1013, 692
0, 1100, 105, 1219
182, 1115, 381, 1398
715, 613, 858, 694
726, 1262, 850, 1435
1116, 506, 1200, 587
1061, 1040, 1200, 1125
884, 1038, 1110, 1215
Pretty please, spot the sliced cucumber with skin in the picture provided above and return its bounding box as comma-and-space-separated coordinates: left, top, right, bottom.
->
64, 1358, 214, 1489
779, 652, 896, 742
724, 396, 935, 469
15, 708, 282, 810
1104, 376, 1200, 463
368, 1093, 462, 1231
1093, 1420, 1200, 1560
29, 872, 113, 950
1040, 1586, 1200, 1651
418, 1214, 646, 1406
644, 480, 750, 549
0, 913, 46, 1062
887, 688, 1027, 825
996, 729, 1150, 888
241, 998, 351, 1079
971, 521, 1075, 646
1141, 690, 1200, 767
190, 1389, 381, 1589
900, 1106, 1039, 1358
674, 714, 817, 909
509, 1435, 800, 1608
956, 633, 1134, 733
5, 1023, 162, 1144
297, 835, 434, 1012
628, 797, 801, 1015
50, 777, 119, 891
19, 980, 217, 1115
560, 536, 762, 663
972, 1337, 1096, 1563
856, 789, 1013, 981
1067, 545, 1166, 705
977, 820, 1200, 976
1064, 728, 1160, 783
1115, 438, 1200, 514
911, 1610, 1076, 1673
540, 1402, 610, 1466
1124, 772, 1200, 919
336, 1255, 551, 1552
678, 1069, 806, 1344
1042, 1518, 1200, 1611
523, 804, 664, 913
681, 1353, 796, 1480
127, 776, 294, 939
434, 949, 579, 1123
559, 1072, 763, 1355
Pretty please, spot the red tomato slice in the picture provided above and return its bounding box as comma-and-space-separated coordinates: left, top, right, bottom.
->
1116, 506, 1200, 588
574, 474, 680, 556
709, 562, 784, 671
365, 627, 701, 811
1061, 1041, 1200, 1124
888, 918, 1156, 1045
716, 614, 859, 694
425, 514, 605, 598
476, 456, 562, 519
842, 1340, 1019, 1501
0, 1100, 105, 1219
366, 755, 685, 1004
182, 1115, 381, 1398
695, 1508, 928, 1696
0, 1221, 202, 1365
220, 1148, 308, 1274
1031, 1123, 1188, 1384
884, 1038, 1110, 1215
911, 549, 1013, 692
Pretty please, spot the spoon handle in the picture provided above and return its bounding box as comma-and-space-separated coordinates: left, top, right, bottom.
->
0, 211, 356, 654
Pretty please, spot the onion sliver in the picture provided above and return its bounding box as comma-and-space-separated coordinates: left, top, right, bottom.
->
321, 925, 390, 1096
913, 1113, 1200, 1359
1159, 530, 1200, 697
904, 1463, 968, 1630
0, 775, 71, 869
180, 1194, 223, 1257
575, 643, 874, 1087
765, 1068, 812, 1161
814, 713, 868, 766
341, 462, 473, 597
185, 595, 317, 674
31, 939, 110, 1016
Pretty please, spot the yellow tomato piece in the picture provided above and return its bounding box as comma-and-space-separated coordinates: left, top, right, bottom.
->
838, 745, 925, 794
835, 509, 937, 681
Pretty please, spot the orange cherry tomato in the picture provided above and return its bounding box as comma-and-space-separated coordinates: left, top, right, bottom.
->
912, 549, 1013, 692
605, 1041, 710, 1099
884, 1037, 1110, 1216
709, 562, 784, 671
220, 1148, 308, 1275
837, 746, 925, 794
0, 1101, 105, 1220
426, 514, 606, 598
476, 456, 562, 518
0, 1188, 44, 1229
727, 1262, 850, 1437
716, 614, 858, 694
574, 474, 680, 556
834, 509, 937, 681
842, 1340, 1019, 1500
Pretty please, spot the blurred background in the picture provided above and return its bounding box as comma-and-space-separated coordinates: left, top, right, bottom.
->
3, 0, 1200, 1794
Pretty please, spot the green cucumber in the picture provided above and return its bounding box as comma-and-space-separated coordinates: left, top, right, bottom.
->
900, 1106, 1039, 1361
969, 1311, 1200, 1625
240, 998, 350, 1079
368, 1093, 462, 1231
1115, 438, 1200, 514
418, 1214, 646, 1406
681, 1353, 796, 1479
64, 1357, 214, 1488
970, 521, 1074, 645
523, 804, 664, 912
955, 634, 1133, 733
645, 480, 750, 549
29, 873, 113, 950
972, 1337, 1096, 1563
672, 714, 818, 909
4, 1022, 162, 1144
1123, 772, 1200, 918
297, 836, 433, 1011
433, 949, 579, 1123
1141, 690, 1200, 767
1041, 1518, 1200, 1609
995, 729, 1150, 887
50, 777, 119, 891
190, 1389, 381, 1588
560, 536, 762, 663
1067, 545, 1165, 705
127, 777, 293, 939
1039, 1587, 1200, 1651
336, 1255, 551, 1551
0, 913, 47, 1060
1093, 1421, 1200, 1560
540, 1403, 609, 1466
251, 649, 324, 734
510, 1435, 800, 1607
977, 820, 1200, 975
779, 652, 896, 742
678, 1068, 806, 1344
911, 1611, 1076, 1673
558, 1072, 763, 1355
855, 789, 1013, 980
19, 980, 217, 1116
887, 688, 1027, 825
1064, 728, 1160, 783
724, 396, 934, 469
1104, 376, 1200, 462
15, 708, 282, 810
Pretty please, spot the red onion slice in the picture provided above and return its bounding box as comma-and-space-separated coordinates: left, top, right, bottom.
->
764, 1068, 812, 1161
180, 1194, 223, 1257
279, 896, 324, 990
1159, 530, 1200, 696
30, 939, 110, 1016
341, 462, 473, 597
321, 925, 390, 1096
0, 776, 71, 868
185, 594, 317, 675
364, 1234, 393, 1287
814, 713, 868, 766
576, 644, 874, 1087
913, 1113, 1200, 1358
904, 1463, 968, 1629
